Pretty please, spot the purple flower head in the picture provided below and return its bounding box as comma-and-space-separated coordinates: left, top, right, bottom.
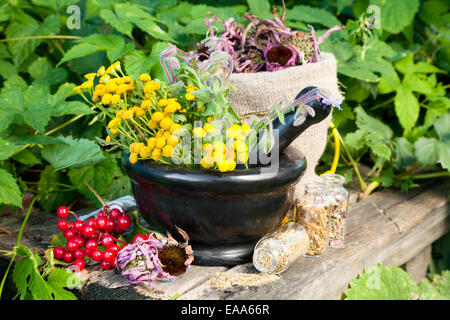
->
115, 238, 175, 287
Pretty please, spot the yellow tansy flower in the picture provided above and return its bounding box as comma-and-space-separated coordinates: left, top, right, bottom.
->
97, 66, 105, 76
129, 152, 138, 164
147, 137, 156, 150
105, 135, 111, 142
185, 92, 196, 101
151, 112, 164, 122
160, 118, 173, 130
241, 123, 251, 135
116, 84, 129, 95
204, 124, 215, 134
111, 94, 121, 105
102, 93, 112, 105
141, 100, 152, 109
147, 120, 158, 130
139, 146, 151, 158
193, 127, 206, 138
162, 145, 174, 158
156, 137, 166, 149
152, 149, 161, 161
139, 74, 151, 82
218, 163, 228, 172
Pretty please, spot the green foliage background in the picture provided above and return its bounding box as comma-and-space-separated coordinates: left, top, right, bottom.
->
0, 0, 448, 212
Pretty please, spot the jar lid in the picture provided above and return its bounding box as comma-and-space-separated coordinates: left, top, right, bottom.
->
321, 174, 345, 185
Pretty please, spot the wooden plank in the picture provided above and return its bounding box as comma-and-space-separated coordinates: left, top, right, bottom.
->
180, 180, 450, 300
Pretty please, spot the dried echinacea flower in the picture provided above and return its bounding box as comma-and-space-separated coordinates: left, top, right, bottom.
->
115, 226, 194, 287
158, 226, 194, 277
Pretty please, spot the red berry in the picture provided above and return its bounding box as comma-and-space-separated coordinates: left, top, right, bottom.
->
85, 249, 93, 258
53, 247, 65, 260
96, 216, 108, 231
67, 222, 75, 229
66, 239, 79, 252
101, 260, 112, 270
82, 225, 95, 238
102, 249, 115, 262
109, 208, 122, 220
111, 259, 117, 269
74, 220, 84, 231
72, 259, 85, 272
101, 235, 115, 247
106, 220, 115, 232
91, 250, 103, 262
85, 239, 98, 251
109, 244, 120, 255
64, 229, 76, 240
57, 206, 69, 218
112, 226, 124, 236
117, 215, 131, 231
97, 209, 105, 217
63, 251, 74, 263
73, 249, 85, 260
133, 234, 146, 243
73, 236, 84, 248
86, 218, 97, 229
57, 219, 68, 231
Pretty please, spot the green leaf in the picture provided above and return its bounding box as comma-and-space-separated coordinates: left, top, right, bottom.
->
367, 141, 391, 160
286, 5, 342, 28
418, 271, 450, 300
52, 101, 94, 117
394, 137, 416, 169
0, 138, 21, 160
436, 141, 450, 171
68, 158, 115, 204
37, 165, 76, 212
124, 50, 152, 79
12, 245, 80, 300
394, 85, 420, 131
345, 263, 419, 300
23, 101, 53, 133
369, 0, 420, 34
247, 0, 272, 19
41, 136, 106, 171
395, 55, 445, 74
434, 113, 450, 142
11, 149, 41, 166
0, 90, 25, 133
414, 137, 439, 166
338, 60, 379, 82
7, 135, 68, 146
0, 168, 22, 208
59, 34, 134, 66
46, 268, 80, 300
354, 106, 393, 140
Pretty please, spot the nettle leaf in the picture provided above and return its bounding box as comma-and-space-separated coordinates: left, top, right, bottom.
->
12, 149, 41, 166
23, 101, 53, 133
355, 106, 393, 140
247, 0, 271, 19
37, 165, 76, 212
5, 13, 59, 66
369, 0, 420, 34
100, 3, 173, 41
394, 85, 420, 131
0, 168, 23, 208
434, 113, 450, 142
394, 137, 416, 169
367, 141, 391, 160
436, 141, 450, 171
402, 73, 435, 95
59, 34, 134, 66
8, 135, 68, 146
395, 54, 445, 74
345, 263, 419, 300
68, 158, 116, 204
45, 268, 81, 300
0, 138, 21, 160
414, 137, 439, 166
0, 90, 25, 133
41, 136, 106, 171
338, 60, 379, 82
286, 5, 342, 28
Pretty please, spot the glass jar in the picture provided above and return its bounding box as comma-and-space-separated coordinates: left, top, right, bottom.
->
321, 174, 349, 248
253, 222, 309, 274
295, 182, 330, 257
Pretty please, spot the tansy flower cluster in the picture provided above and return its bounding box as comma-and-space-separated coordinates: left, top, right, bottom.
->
73, 56, 254, 172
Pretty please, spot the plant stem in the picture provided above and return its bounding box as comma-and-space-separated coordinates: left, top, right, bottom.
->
0, 197, 37, 300
398, 171, 450, 180
10, 105, 97, 158
0, 35, 82, 42
84, 182, 107, 208
359, 181, 380, 200
0, 225, 11, 235
333, 126, 367, 191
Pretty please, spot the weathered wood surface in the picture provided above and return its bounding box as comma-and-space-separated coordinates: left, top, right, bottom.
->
180, 179, 450, 300
1, 179, 449, 300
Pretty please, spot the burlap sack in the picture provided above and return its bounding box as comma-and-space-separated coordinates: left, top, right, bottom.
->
228, 52, 342, 199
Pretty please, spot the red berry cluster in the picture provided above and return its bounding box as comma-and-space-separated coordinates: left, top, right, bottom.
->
53, 205, 132, 272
